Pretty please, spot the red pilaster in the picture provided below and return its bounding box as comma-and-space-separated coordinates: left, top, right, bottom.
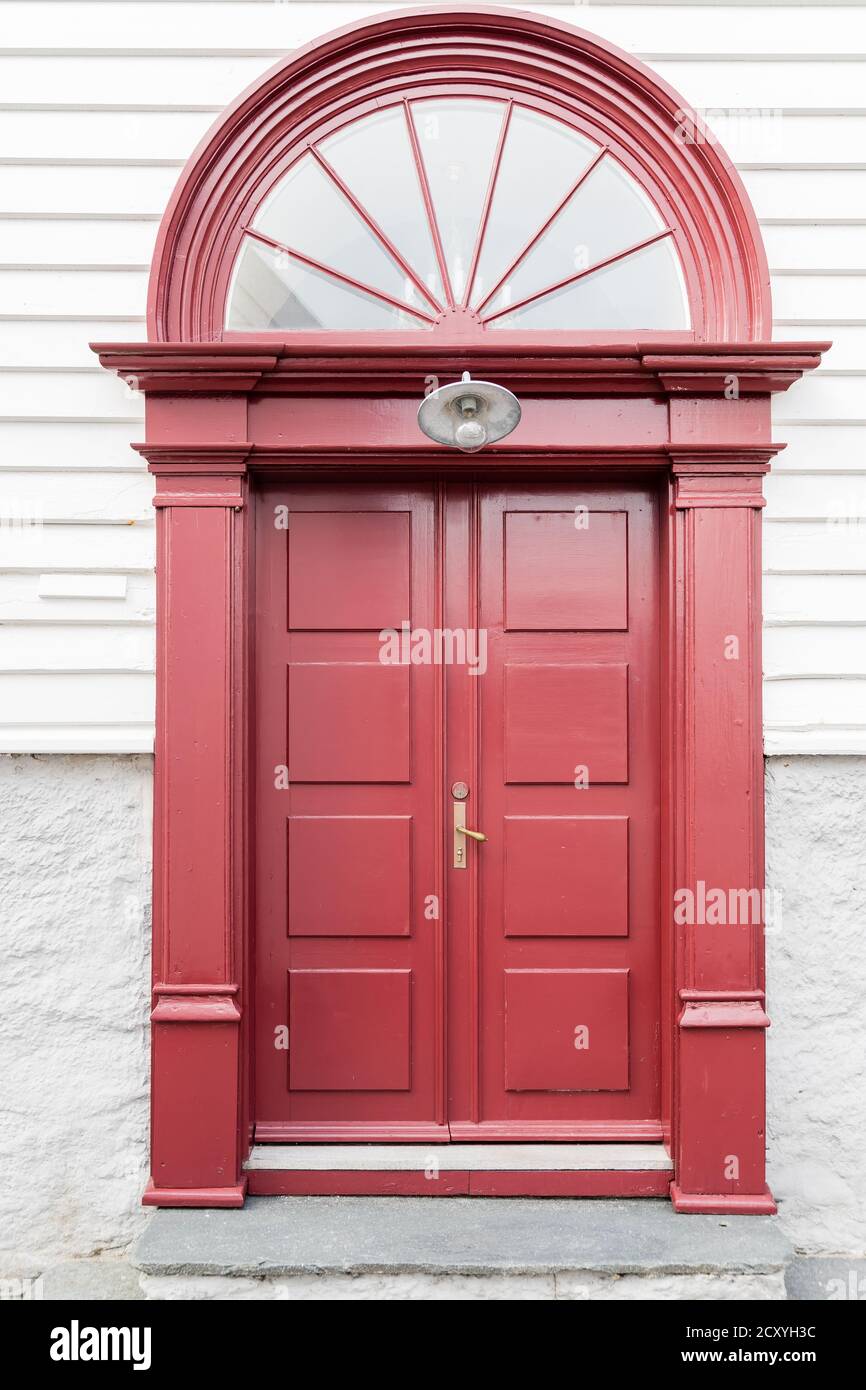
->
142, 445, 252, 1208
668, 449, 775, 1214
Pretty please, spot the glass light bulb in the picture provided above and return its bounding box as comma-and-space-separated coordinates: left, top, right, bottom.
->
454, 418, 488, 452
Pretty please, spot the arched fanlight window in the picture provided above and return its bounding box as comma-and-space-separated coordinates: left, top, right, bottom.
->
225, 98, 690, 333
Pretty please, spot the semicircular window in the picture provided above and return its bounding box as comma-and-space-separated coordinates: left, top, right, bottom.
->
225, 99, 690, 333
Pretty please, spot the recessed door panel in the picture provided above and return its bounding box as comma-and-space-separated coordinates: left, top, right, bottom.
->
288, 969, 412, 1090
504, 968, 630, 1091
288, 816, 412, 937
504, 510, 627, 630
288, 662, 410, 783
504, 662, 629, 784
503, 816, 629, 936
288, 510, 410, 630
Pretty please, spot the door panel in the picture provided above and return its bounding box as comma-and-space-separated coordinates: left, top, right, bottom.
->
255, 479, 660, 1141
255, 484, 445, 1140
504, 661, 629, 783
502, 815, 629, 937
504, 968, 630, 1092
447, 483, 660, 1138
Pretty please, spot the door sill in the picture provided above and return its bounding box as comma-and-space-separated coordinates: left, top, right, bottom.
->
245, 1143, 673, 1197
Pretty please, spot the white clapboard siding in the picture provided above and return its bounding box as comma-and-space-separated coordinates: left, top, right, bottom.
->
765, 473, 866, 519
0, 672, 155, 753
0, 166, 178, 217
0, 271, 149, 318
703, 114, 866, 168
764, 573, 866, 623
772, 328, 865, 373
764, 624, 866, 679
0, 110, 217, 162
0, 623, 154, 672
771, 424, 866, 472
0, 570, 154, 623
0, 369, 144, 421
0, 470, 153, 519
764, 519, 866, 576
772, 375, 866, 424
654, 61, 866, 110
0, 221, 158, 269
0, 524, 154, 571
0, 421, 143, 470
0, 321, 145, 370
744, 171, 866, 223
765, 230, 866, 277
772, 277, 866, 325
0, 2, 863, 754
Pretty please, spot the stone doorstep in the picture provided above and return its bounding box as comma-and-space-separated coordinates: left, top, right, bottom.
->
245, 1142, 674, 1171
133, 1197, 792, 1301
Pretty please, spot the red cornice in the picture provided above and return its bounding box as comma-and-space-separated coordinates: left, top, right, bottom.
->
131, 442, 794, 483
93, 340, 829, 399
94, 345, 279, 394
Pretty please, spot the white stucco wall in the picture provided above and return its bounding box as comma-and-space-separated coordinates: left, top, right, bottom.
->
766, 755, 866, 1256
0, 754, 152, 1268
0, 752, 863, 1266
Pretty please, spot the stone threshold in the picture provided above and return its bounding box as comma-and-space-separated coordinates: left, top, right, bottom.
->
245, 1142, 674, 1172
134, 1197, 792, 1300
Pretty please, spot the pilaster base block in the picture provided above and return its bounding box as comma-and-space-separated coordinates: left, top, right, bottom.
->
670, 1183, 777, 1216
143, 1179, 248, 1209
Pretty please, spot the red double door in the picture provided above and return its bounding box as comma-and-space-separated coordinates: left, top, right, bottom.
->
255, 479, 660, 1141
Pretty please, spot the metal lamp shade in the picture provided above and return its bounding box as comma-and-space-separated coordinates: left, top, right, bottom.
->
417, 372, 521, 451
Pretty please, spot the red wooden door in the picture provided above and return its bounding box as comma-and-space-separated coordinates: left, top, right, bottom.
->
255, 479, 660, 1141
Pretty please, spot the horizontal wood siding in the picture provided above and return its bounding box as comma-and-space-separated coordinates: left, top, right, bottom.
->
0, 1, 862, 752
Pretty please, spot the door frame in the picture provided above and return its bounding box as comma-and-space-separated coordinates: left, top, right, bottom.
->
92, 5, 829, 1211
90, 360, 821, 1213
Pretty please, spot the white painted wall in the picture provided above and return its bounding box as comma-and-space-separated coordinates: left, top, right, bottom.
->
0, 1, 863, 753
0, 754, 152, 1267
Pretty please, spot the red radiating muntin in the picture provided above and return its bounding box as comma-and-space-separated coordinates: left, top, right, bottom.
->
148, 5, 771, 343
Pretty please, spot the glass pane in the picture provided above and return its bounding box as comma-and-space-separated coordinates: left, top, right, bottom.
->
253, 154, 427, 312
226, 237, 431, 331
487, 238, 689, 330
471, 107, 598, 308
483, 155, 667, 319
411, 98, 506, 303
319, 107, 445, 305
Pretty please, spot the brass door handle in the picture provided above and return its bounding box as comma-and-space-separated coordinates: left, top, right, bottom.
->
453, 799, 486, 867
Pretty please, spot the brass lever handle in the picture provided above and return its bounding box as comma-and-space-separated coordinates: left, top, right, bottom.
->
453, 799, 485, 867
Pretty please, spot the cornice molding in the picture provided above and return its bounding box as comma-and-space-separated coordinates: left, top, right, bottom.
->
129, 442, 790, 489
93, 340, 829, 399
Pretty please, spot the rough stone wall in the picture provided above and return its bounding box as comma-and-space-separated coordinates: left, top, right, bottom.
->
0, 755, 152, 1267
766, 756, 866, 1255
0, 753, 863, 1264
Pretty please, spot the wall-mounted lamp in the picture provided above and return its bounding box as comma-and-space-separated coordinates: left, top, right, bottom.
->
417, 371, 521, 453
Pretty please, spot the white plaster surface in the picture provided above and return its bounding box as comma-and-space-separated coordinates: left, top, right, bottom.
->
766, 756, 866, 1255
0, 754, 153, 1267
139, 1271, 786, 1301
245, 1143, 673, 1171
0, 752, 863, 1269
